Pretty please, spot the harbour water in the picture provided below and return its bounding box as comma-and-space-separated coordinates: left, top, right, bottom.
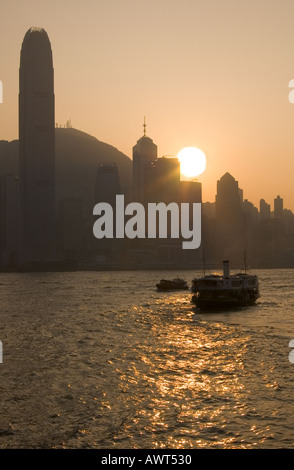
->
0, 268, 294, 449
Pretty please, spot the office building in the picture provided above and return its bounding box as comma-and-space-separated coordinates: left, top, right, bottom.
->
19, 27, 56, 263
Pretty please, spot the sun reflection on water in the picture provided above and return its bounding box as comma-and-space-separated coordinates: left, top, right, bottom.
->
112, 294, 256, 449
1, 271, 292, 448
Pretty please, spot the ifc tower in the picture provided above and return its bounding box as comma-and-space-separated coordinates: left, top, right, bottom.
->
19, 27, 56, 263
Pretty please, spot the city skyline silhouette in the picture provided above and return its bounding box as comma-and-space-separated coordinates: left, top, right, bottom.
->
1, 1, 294, 210
0, 18, 293, 269
2, 6, 294, 453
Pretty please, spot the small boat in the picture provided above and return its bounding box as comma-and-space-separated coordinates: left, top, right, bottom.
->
156, 277, 189, 291
191, 260, 260, 309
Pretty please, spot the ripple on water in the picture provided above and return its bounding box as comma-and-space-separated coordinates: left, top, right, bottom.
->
0, 270, 293, 448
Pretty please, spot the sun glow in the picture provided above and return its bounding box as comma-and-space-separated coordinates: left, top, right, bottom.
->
177, 147, 206, 178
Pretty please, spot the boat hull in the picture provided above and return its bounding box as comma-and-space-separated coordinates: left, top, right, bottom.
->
192, 293, 258, 309
157, 283, 189, 291
156, 278, 189, 291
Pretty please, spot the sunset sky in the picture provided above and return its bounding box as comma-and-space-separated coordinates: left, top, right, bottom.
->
1, 0, 294, 209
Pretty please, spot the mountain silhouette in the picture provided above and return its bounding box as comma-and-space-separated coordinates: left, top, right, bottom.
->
0, 127, 132, 208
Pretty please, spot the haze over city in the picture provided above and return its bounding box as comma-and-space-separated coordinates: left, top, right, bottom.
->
1, 0, 294, 210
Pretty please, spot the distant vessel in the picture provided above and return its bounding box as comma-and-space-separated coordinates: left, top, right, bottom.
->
156, 277, 189, 291
191, 260, 260, 309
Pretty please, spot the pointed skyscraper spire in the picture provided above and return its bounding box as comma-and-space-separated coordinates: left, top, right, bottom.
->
132, 119, 157, 202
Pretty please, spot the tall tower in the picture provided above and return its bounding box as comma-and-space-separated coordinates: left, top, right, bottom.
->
274, 195, 283, 219
132, 119, 157, 202
19, 27, 56, 263
215, 172, 245, 262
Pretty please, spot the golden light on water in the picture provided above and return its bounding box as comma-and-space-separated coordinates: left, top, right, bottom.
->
177, 147, 206, 178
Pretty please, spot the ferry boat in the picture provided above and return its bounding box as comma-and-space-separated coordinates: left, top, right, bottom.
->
156, 277, 189, 291
191, 260, 260, 309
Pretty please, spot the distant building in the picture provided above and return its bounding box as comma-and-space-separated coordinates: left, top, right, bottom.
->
143, 156, 202, 267
19, 27, 56, 263
0, 175, 19, 266
243, 199, 259, 225
57, 198, 84, 257
179, 180, 202, 204
202, 202, 215, 220
144, 156, 180, 203
215, 172, 245, 263
216, 173, 244, 223
132, 120, 157, 202
274, 195, 283, 219
94, 163, 121, 205
260, 199, 271, 220
93, 163, 122, 259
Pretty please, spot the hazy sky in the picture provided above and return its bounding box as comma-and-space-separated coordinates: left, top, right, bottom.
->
1, 0, 294, 209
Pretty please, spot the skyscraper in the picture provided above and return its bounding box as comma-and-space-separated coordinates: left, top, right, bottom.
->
216, 172, 243, 223
19, 27, 56, 263
94, 163, 121, 206
0, 175, 19, 266
274, 195, 283, 219
94, 163, 122, 257
260, 199, 271, 220
132, 119, 157, 202
57, 197, 84, 258
215, 173, 245, 262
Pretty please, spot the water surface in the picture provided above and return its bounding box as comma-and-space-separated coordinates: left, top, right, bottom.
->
0, 269, 293, 448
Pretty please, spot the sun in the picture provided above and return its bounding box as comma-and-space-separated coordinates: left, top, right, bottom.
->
177, 147, 206, 178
